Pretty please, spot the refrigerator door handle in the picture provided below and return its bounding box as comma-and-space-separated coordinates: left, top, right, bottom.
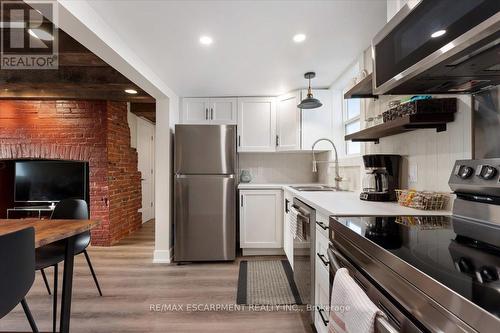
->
175, 174, 235, 179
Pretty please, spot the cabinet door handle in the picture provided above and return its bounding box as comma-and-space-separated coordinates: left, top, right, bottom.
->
276, 135, 279, 147
317, 253, 329, 267
318, 308, 329, 326
238, 135, 241, 147
240, 195, 243, 207
210, 108, 214, 120
285, 199, 290, 213
205, 108, 209, 120
316, 221, 329, 230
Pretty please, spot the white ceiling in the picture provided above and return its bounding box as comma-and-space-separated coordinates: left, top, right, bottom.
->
86, 0, 387, 97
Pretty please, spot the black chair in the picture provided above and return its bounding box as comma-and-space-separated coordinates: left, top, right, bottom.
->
36, 199, 102, 333
0, 227, 39, 333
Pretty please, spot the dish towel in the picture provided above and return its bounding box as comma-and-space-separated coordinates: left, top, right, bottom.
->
289, 206, 299, 240
289, 207, 305, 241
328, 268, 386, 333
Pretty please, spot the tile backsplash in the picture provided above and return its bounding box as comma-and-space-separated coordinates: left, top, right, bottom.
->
316, 153, 362, 192
238, 152, 316, 184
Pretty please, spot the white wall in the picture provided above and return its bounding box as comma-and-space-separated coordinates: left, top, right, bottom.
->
58, 1, 179, 263
154, 98, 173, 263
127, 107, 138, 149
239, 153, 315, 184
386, 0, 410, 22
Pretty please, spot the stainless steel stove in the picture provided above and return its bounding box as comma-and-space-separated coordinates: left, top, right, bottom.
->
328, 158, 500, 332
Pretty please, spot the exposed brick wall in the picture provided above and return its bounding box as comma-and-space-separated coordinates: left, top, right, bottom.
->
106, 101, 142, 244
0, 100, 142, 246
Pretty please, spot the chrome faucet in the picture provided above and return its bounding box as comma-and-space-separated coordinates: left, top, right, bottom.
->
311, 138, 342, 190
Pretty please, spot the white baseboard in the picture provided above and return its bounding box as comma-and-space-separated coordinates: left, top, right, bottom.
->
153, 249, 172, 263
242, 248, 285, 256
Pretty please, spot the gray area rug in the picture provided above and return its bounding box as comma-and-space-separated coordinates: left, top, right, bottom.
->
236, 260, 302, 305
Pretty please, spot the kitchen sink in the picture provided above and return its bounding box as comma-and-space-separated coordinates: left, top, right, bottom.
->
290, 185, 346, 192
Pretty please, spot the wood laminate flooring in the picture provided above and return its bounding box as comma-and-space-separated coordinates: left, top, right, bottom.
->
0, 221, 314, 333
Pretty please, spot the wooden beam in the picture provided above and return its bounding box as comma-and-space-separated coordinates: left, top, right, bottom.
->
58, 53, 108, 67
0, 2, 155, 102
0, 66, 134, 85
130, 102, 156, 123
0, 85, 155, 102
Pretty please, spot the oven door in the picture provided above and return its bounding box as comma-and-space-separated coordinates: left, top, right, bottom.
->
292, 202, 312, 305
372, 0, 500, 95
327, 246, 423, 333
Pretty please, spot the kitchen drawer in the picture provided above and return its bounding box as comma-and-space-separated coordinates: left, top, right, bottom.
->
315, 308, 329, 333
314, 259, 330, 333
315, 231, 330, 278
316, 212, 329, 239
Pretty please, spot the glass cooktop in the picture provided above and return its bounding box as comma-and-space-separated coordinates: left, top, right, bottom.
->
332, 215, 500, 318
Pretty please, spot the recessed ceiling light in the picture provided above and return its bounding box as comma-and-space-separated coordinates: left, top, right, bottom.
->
293, 33, 306, 43
124, 89, 138, 94
199, 35, 213, 45
431, 29, 446, 38
28, 28, 53, 41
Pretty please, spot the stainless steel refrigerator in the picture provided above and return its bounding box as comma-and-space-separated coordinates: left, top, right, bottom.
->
174, 125, 236, 261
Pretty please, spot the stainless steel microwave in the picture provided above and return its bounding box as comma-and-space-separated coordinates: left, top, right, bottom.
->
372, 0, 500, 95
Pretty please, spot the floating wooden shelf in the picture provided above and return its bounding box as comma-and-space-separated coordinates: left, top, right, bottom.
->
343, 73, 377, 99
345, 112, 456, 144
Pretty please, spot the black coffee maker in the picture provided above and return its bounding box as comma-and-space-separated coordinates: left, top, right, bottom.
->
360, 154, 401, 201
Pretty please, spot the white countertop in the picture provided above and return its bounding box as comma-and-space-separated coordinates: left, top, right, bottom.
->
238, 183, 451, 217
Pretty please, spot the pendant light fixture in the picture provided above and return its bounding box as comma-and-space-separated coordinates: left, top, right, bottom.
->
297, 72, 322, 109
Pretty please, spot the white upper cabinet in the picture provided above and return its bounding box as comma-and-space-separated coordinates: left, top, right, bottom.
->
237, 97, 277, 152
182, 91, 333, 152
182, 97, 237, 124
209, 98, 237, 124
301, 89, 334, 151
276, 92, 301, 151
182, 98, 210, 124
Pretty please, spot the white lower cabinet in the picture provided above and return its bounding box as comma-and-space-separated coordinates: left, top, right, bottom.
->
283, 190, 294, 267
239, 189, 283, 251
314, 226, 330, 333
316, 212, 329, 239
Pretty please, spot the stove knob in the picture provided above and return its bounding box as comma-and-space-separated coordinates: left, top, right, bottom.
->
458, 257, 474, 273
458, 166, 474, 179
478, 165, 497, 180
479, 266, 498, 283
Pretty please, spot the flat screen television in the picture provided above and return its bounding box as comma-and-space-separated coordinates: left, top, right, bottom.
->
14, 160, 87, 203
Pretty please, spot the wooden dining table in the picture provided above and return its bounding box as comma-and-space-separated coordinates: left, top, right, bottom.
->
0, 219, 99, 333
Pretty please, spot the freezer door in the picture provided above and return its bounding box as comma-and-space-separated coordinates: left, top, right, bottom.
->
174, 174, 236, 261
175, 125, 236, 174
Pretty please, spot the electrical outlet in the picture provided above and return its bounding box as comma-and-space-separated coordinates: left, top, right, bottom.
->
409, 164, 418, 183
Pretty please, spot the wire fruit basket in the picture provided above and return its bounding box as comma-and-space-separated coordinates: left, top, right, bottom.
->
395, 189, 450, 210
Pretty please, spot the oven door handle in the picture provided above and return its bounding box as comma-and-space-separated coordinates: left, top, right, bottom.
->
327, 248, 400, 333
327, 248, 344, 273
291, 204, 310, 220
375, 317, 399, 333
